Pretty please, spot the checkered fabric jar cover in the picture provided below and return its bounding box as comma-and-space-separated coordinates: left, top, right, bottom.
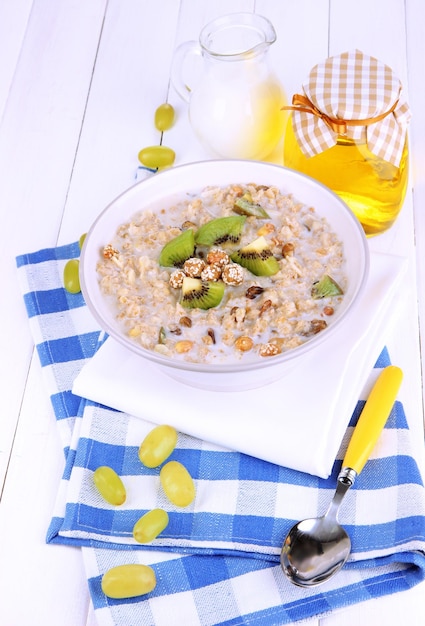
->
287, 49, 411, 166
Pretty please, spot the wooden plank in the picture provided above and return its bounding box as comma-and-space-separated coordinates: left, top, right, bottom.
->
0, 1, 107, 623
57, 0, 182, 242
256, 0, 330, 97
406, 0, 425, 418
0, 0, 34, 122
0, 0, 107, 487
329, 0, 408, 83
0, 354, 92, 625
322, 1, 425, 624
0, 0, 35, 485
328, 0, 424, 438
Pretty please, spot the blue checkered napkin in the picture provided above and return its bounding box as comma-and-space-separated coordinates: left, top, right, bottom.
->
16, 244, 103, 453
17, 243, 425, 626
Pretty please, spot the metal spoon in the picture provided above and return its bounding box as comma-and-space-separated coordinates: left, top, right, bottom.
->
281, 365, 403, 587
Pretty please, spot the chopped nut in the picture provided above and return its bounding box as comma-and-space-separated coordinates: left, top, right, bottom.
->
169, 326, 182, 335
282, 242, 295, 257
234, 336, 254, 352
206, 248, 230, 267
179, 316, 192, 327
310, 319, 328, 334
183, 257, 206, 277
169, 269, 186, 289
259, 299, 272, 316
257, 223, 275, 237
175, 340, 193, 353
301, 319, 328, 336
246, 285, 264, 299
234, 307, 246, 324
222, 263, 244, 286
201, 264, 222, 281
259, 342, 280, 357
207, 328, 216, 344
182, 220, 197, 230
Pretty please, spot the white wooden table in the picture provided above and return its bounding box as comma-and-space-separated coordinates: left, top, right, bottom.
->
1, 1, 424, 624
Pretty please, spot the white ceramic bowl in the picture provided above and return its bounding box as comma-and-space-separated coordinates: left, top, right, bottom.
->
80, 160, 369, 391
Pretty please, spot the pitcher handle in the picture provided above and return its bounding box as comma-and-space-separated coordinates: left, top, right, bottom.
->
171, 41, 203, 103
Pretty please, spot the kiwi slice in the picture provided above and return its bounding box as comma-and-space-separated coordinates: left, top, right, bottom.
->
311, 274, 344, 299
180, 277, 225, 309
231, 236, 280, 276
159, 229, 195, 267
233, 193, 270, 218
195, 216, 246, 246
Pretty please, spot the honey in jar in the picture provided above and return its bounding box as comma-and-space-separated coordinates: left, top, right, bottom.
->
283, 50, 411, 236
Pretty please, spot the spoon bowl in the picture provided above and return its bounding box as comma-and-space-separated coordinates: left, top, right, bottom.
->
282, 519, 350, 586
280, 366, 403, 587
281, 471, 353, 586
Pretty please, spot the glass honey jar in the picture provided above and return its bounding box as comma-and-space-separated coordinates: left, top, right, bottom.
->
283, 50, 411, 236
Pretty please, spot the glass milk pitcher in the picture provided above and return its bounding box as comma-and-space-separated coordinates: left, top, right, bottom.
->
171, 13, 287, 160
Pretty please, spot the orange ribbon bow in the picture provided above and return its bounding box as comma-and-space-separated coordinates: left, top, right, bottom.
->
282, 93, 399, 135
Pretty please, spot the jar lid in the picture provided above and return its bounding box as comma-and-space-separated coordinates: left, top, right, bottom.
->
286, 49, 411, 166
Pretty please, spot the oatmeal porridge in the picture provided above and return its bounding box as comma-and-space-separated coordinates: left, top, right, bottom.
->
96, 183, 346, 364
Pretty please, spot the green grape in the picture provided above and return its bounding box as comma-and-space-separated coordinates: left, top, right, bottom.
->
93, 465, 126, 505
154, 103, 175, 131
138, 424, 177, 468
78, 233, 87, 250
101, 564, 156, 599
63, 259, 81, 294
160, 460, 195, 507
138, 145, 175, 169
133, 508, 169, 543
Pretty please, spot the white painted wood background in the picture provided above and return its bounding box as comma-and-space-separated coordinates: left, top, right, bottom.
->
0, 1, 424, 624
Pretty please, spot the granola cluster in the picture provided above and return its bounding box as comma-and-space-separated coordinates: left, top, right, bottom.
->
170, 249, 244, 289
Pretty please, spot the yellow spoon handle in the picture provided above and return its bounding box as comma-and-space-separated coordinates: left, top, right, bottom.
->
342, 365, 403, 475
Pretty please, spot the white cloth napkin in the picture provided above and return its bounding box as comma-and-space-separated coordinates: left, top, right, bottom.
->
73, 252, 406, 477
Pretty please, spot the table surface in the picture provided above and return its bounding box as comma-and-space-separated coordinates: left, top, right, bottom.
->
1, 1, 424, 624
